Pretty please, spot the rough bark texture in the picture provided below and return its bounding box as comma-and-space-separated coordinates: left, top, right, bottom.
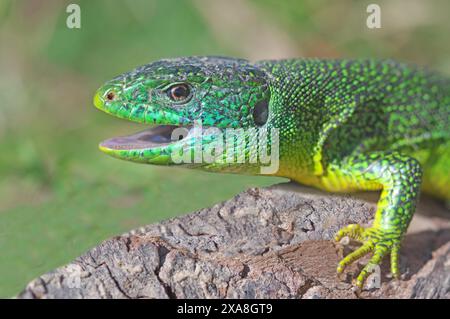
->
18, 183, 450, 299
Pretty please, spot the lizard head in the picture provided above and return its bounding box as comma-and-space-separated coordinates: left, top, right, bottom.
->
94, 56, 274, 170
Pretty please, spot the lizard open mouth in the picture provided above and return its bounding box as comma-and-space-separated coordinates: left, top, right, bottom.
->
100, 125, 192, 151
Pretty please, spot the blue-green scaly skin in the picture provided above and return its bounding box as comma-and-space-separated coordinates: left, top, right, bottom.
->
94, 57, 450, 289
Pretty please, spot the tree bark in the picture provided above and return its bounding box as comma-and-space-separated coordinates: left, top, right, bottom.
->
18, 182, 450, 299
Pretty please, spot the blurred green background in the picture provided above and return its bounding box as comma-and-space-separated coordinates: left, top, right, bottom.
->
0, 0, 449, 297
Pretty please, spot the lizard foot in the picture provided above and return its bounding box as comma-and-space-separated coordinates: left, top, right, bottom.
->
335, 224, 401, 289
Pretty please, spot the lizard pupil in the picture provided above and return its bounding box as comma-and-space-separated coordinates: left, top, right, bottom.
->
168, 84, 190, 101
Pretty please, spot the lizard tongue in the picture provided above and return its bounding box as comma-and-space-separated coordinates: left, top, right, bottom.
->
100, 125, 188, 150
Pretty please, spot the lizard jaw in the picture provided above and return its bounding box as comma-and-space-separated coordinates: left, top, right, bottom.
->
98, 124, 198, 165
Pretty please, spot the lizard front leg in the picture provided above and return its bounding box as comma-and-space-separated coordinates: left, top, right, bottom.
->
324, 152, 423, 288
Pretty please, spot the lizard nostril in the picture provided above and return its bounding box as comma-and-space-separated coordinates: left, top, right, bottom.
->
106, 91, 116, 101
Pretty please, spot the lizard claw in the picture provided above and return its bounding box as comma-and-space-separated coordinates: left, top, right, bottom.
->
335, 224, 365, 243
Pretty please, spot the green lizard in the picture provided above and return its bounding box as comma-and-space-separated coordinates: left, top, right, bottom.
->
94, 57, 450, 289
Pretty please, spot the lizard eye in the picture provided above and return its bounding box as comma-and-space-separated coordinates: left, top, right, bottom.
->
167, 84, 191, 102
253, 100, 269, 126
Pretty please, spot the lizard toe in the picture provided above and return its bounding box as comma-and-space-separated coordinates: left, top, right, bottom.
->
336, 225, 402, 289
